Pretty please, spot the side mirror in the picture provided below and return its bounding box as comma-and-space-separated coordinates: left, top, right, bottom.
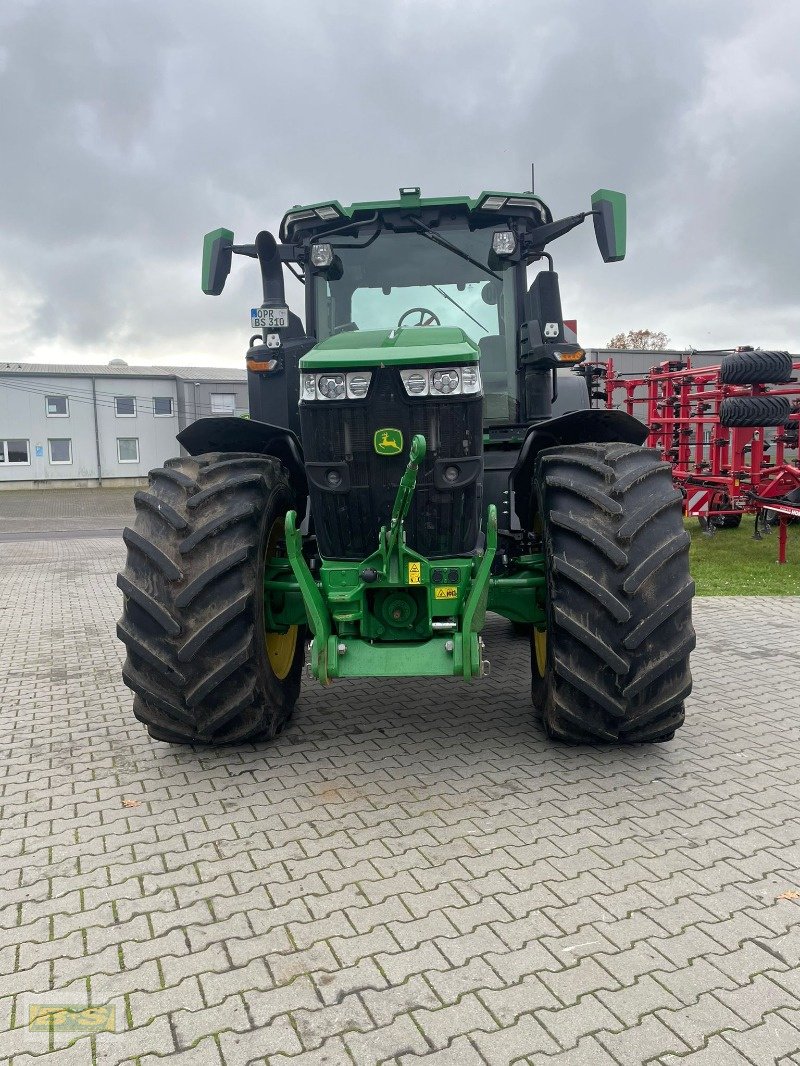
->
591, 190, 626, 263
202, 227, 234, 294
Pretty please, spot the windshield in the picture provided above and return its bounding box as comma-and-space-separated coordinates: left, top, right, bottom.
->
312, 226, 519, 424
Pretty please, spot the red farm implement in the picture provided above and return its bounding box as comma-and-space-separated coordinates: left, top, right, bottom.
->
591, 349, 800, 563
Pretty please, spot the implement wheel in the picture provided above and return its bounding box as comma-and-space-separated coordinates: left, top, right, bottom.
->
117, 452, 305, 745
719, 395, 791, 428
720, 350, 793, 385
708, 493, 742, 529
530, 443, 695, 744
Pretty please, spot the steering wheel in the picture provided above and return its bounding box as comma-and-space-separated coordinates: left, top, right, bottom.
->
397, 307, 441, 328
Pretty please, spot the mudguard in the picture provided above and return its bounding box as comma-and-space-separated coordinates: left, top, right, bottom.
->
177, 417, 307, 498
511, 409, 649, 526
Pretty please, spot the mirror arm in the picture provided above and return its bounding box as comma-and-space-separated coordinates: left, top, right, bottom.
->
523, 212, 588, 257
232, 243, 301, 263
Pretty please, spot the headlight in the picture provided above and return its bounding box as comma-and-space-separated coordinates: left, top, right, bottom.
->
461, 366, 481, 393
346, 373, 371, 399
480, 195, 507, 210
431, 369, 461, 395
400, 369, 428, 396
300, 371, 372, 401
399, 366, 482, 397
491, 230, 516, 256
311, 243, 333, 267
317, 374, 345, 400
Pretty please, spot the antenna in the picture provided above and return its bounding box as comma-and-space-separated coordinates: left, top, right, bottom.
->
531, 163, 535, 194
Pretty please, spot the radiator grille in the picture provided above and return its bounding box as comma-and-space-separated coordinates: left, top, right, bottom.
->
300, 367, 483, 559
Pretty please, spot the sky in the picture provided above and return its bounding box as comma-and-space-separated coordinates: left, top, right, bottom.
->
1, 0, 799, 368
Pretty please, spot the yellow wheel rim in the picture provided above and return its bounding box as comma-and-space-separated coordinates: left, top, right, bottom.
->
266, 626, 298, 680
264, 518, 298, 681
531, 511, 548, 679
534, 627, 547, 678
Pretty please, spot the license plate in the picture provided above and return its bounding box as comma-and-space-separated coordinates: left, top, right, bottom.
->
251, 306, 289, 329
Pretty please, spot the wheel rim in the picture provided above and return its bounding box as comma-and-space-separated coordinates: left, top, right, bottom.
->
534, 627, 547, 678
266, 626, 298, 680
532, 510, 548, 680
264, 518, 298, 681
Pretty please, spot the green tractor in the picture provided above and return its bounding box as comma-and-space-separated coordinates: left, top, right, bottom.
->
118, 183, 694, 746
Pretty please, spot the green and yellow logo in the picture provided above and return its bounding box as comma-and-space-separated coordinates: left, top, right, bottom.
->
374, 428, 403, 455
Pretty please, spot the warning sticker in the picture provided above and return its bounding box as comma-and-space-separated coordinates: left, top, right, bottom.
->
407, 562, 421, 584
434, 586, 458, 600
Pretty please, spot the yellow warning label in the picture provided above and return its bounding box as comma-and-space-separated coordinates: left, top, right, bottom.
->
407, 562, 421, 584
434, 586, 458, 600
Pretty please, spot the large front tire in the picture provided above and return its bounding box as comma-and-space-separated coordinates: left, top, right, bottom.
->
117, 452, 306, 745
530, 443, 695, 744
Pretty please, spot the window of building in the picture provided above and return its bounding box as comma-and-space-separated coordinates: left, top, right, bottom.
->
210, 393, 236, 415
115, 396, 136, 417
0, 439, 30, 464
153, 396, 174, 416
46, 395, 69, 417
117, 437, 139, 463
48, 438, 72, 464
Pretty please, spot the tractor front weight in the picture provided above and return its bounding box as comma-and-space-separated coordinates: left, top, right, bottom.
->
278, 434, 511, 684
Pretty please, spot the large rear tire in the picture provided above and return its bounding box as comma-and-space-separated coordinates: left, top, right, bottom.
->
117, 452, 306, 745
530, 443, 695, 744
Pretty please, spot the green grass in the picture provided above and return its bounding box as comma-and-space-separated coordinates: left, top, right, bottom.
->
687, 518, 800, 595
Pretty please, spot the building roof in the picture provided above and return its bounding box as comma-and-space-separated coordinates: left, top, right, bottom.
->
0, 362, 247, 381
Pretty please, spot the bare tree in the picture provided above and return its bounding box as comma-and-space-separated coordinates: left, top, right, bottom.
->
606, 329, 670, 350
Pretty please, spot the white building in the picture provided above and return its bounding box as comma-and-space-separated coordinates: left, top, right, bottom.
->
0, 361, 247, 488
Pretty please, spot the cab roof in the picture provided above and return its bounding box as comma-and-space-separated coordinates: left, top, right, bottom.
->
279, 187, 552, 242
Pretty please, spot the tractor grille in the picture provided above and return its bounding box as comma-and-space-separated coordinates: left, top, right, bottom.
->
300, 367, 483, 559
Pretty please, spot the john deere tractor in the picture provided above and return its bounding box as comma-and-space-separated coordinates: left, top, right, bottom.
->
118, 183, 695, 746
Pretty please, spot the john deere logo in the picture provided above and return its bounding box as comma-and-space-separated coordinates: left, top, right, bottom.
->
374, 429, 403, 455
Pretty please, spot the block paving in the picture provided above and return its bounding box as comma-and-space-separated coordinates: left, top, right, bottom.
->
0, 489, 135, 534
0, 535, 798, 1064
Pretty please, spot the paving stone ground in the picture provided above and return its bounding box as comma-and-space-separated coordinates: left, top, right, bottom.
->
0, 489, 136, 534
0, 536, 799, 1066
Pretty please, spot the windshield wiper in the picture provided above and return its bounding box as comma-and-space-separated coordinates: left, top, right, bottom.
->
432, 284, 489, 334
406, 216, 501, 281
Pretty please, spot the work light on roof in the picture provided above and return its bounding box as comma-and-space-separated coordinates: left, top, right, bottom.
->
310, 243, 333, 268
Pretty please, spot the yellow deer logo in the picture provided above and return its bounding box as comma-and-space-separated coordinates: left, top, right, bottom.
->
374, 429, 403, 455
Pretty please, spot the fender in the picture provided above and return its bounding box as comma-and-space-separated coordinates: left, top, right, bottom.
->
511, 409, 649, 526
177, 417, 307, 498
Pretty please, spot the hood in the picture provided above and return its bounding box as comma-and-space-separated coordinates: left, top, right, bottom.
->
299, 326, 479, 371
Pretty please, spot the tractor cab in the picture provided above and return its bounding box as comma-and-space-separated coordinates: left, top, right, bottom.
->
284, 187, 622, 428
199, 185, 626, 441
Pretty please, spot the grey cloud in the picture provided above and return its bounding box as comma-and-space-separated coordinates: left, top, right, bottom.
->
0, 0, 798, 363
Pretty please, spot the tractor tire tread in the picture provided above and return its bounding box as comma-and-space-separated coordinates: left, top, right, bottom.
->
116, 573, 181, 635
122, 526, 183, 581
118, 452, 305, 745
133, 491, 189, 531
533, 443, 694, 744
